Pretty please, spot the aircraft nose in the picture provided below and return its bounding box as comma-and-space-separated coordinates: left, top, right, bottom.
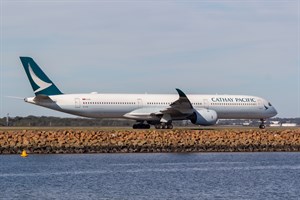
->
271, 106, 278, 117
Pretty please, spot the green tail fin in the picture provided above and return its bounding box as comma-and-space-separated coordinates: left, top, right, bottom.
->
20, 57, 63, 96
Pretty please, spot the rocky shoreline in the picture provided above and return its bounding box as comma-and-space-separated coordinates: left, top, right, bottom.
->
0, 129, 300, 154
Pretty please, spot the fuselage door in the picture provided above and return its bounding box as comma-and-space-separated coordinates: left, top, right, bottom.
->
75, 98, 81, 108
137, 98, 143, 108
203, 99, 209, 109
257, 99, 263, 109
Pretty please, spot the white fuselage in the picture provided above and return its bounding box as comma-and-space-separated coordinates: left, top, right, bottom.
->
19, 57, 278, 129
25, 93, 277, 121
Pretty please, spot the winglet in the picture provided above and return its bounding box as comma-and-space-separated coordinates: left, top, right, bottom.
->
171, 88, 193, 109
20, 57, 63, 96
175, 88, 187, 98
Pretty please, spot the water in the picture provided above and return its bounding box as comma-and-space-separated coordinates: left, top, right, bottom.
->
0, 153, 300, 200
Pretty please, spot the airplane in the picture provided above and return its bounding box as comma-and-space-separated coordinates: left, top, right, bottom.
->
20, 57, 277, 129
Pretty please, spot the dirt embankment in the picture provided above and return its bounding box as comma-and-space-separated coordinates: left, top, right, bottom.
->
0, 129, 300, 154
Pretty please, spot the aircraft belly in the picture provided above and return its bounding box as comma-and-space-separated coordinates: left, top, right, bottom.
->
77, 108, 130, 118
216, 107, 264, 119
42, 103, 129, 118
123, 113, 160, 121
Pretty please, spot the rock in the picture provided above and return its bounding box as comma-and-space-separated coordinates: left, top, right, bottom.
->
0, 128, 300, 153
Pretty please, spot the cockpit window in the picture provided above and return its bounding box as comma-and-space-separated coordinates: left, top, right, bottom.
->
268, 102, 272, 106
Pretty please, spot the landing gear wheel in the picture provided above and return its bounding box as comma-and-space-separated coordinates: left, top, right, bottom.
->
167, 124, 173, 129
259, 119, 266, 129
155, 123, 173, 129
133, 123, 151, 129
259, 124, 266, 129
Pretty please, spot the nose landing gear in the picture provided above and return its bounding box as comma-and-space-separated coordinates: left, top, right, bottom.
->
259, 119, 266, 129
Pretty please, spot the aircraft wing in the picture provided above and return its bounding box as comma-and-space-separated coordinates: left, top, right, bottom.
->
124, 89, 195, 122
160, 88, 194, 114
152, 88, 194, 122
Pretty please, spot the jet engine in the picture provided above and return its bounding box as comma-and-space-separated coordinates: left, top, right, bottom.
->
189, 109, 218, 126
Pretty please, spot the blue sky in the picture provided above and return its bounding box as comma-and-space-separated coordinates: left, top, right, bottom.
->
0, 0, 299, 118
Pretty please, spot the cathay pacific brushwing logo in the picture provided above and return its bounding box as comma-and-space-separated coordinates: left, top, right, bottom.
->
28, 64, 52, 93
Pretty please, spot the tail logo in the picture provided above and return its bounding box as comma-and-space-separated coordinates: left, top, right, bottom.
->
28, 64, 53, 93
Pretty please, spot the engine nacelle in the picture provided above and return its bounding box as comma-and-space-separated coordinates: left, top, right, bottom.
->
189, 109, 218, 126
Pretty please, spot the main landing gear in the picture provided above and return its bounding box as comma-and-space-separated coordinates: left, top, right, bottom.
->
132, 122, 174, 129
259, 119, 266, 129
154, 123, 173, 129
132, 123, 151, 129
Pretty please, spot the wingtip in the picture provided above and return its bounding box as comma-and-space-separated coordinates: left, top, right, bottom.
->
175, 88, 187, 97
